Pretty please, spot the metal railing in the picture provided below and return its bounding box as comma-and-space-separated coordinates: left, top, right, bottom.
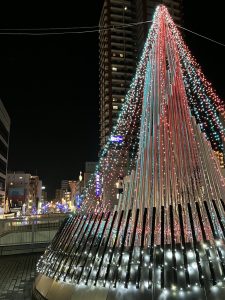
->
0, 214, 69, 249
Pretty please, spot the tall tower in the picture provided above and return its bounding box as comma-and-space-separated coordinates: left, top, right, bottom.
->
99, 0, 137, 148
99, 0, 138, 206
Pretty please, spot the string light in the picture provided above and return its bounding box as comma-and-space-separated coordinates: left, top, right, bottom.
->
81, 4, 225, 214
36, 6, 225, 296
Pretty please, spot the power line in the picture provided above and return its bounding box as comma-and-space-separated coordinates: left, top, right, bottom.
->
0, 20, 224, 48
0, 25, 100, 31
176, 24, 225, 47
0, 21, 151, 35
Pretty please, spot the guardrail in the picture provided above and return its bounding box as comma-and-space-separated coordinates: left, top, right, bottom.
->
0, 214, 70, 255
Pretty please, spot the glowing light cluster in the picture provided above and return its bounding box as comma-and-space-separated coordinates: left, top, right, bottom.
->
36, 8, 225, 298
81, 5, 225, 214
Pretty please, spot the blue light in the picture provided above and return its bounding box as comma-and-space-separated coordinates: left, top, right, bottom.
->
96, 173, 101, 196
76, 195, 83, 208
110, 135, 123, 143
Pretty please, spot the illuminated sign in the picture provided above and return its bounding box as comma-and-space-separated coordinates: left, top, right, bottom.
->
96, 173, 101, 197
110, 135, 123, 143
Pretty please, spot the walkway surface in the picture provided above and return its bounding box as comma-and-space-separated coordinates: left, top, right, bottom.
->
0, 253, 42, 300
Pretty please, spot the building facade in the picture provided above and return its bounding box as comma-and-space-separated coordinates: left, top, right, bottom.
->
55, 180, 77, 211
99, 0, 137, 147
55, 188, 63, 203
0, 100, 10, 209
61, 180, 70, 191
60, 180, 72, 205
99, 0, 183, 148
83, 161, 97, 188
6, 172, 42, 213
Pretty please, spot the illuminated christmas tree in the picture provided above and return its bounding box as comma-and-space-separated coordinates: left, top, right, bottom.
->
34, 6, 225, 299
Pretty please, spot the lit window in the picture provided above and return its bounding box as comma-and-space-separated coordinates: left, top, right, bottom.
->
121, 98, 125, 102
120, 53, 124, 58
113, 106, 118, 110
113, 98, 117, 102
113, 53, 116, 57
124, 6, 127, 10
112, 67, 117, 71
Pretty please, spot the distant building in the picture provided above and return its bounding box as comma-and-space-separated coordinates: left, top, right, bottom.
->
55, 180, 77, 211
6, 172, 42, 213
56, 169, 96, 210
55, 188, 63, 203
84, 162, 97, 188
0, 100, 10, 209
61, 180, 69, 191
75, 179, 84, 209
37, 186, 47, 212
59, 180, 71, 203
85, 162, 97, 173
41, 188, 47, 202
68, 180, 77, 207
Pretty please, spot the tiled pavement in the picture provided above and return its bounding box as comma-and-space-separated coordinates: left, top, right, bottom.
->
0, 253, 42, 300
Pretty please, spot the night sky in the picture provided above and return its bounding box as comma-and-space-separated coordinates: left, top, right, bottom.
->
0, 2, 224, 199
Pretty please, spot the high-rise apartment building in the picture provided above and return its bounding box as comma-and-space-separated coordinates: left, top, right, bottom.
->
99, 0, 183, 147
0, 100, 10, 209
99, 0, 137, 147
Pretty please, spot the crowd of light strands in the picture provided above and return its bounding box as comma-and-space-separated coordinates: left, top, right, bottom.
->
114, 3, 225, 219
37, 200, 225, 296
81, 4, 225, 212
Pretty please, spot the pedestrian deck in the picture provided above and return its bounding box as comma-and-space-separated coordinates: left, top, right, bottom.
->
0, 253, 41, 300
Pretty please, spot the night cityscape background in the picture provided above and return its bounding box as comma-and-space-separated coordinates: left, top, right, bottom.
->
0, 1, 225, 299
0, 1, 224, 198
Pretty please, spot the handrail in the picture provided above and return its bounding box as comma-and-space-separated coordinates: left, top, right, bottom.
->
0, 214, 69, 247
